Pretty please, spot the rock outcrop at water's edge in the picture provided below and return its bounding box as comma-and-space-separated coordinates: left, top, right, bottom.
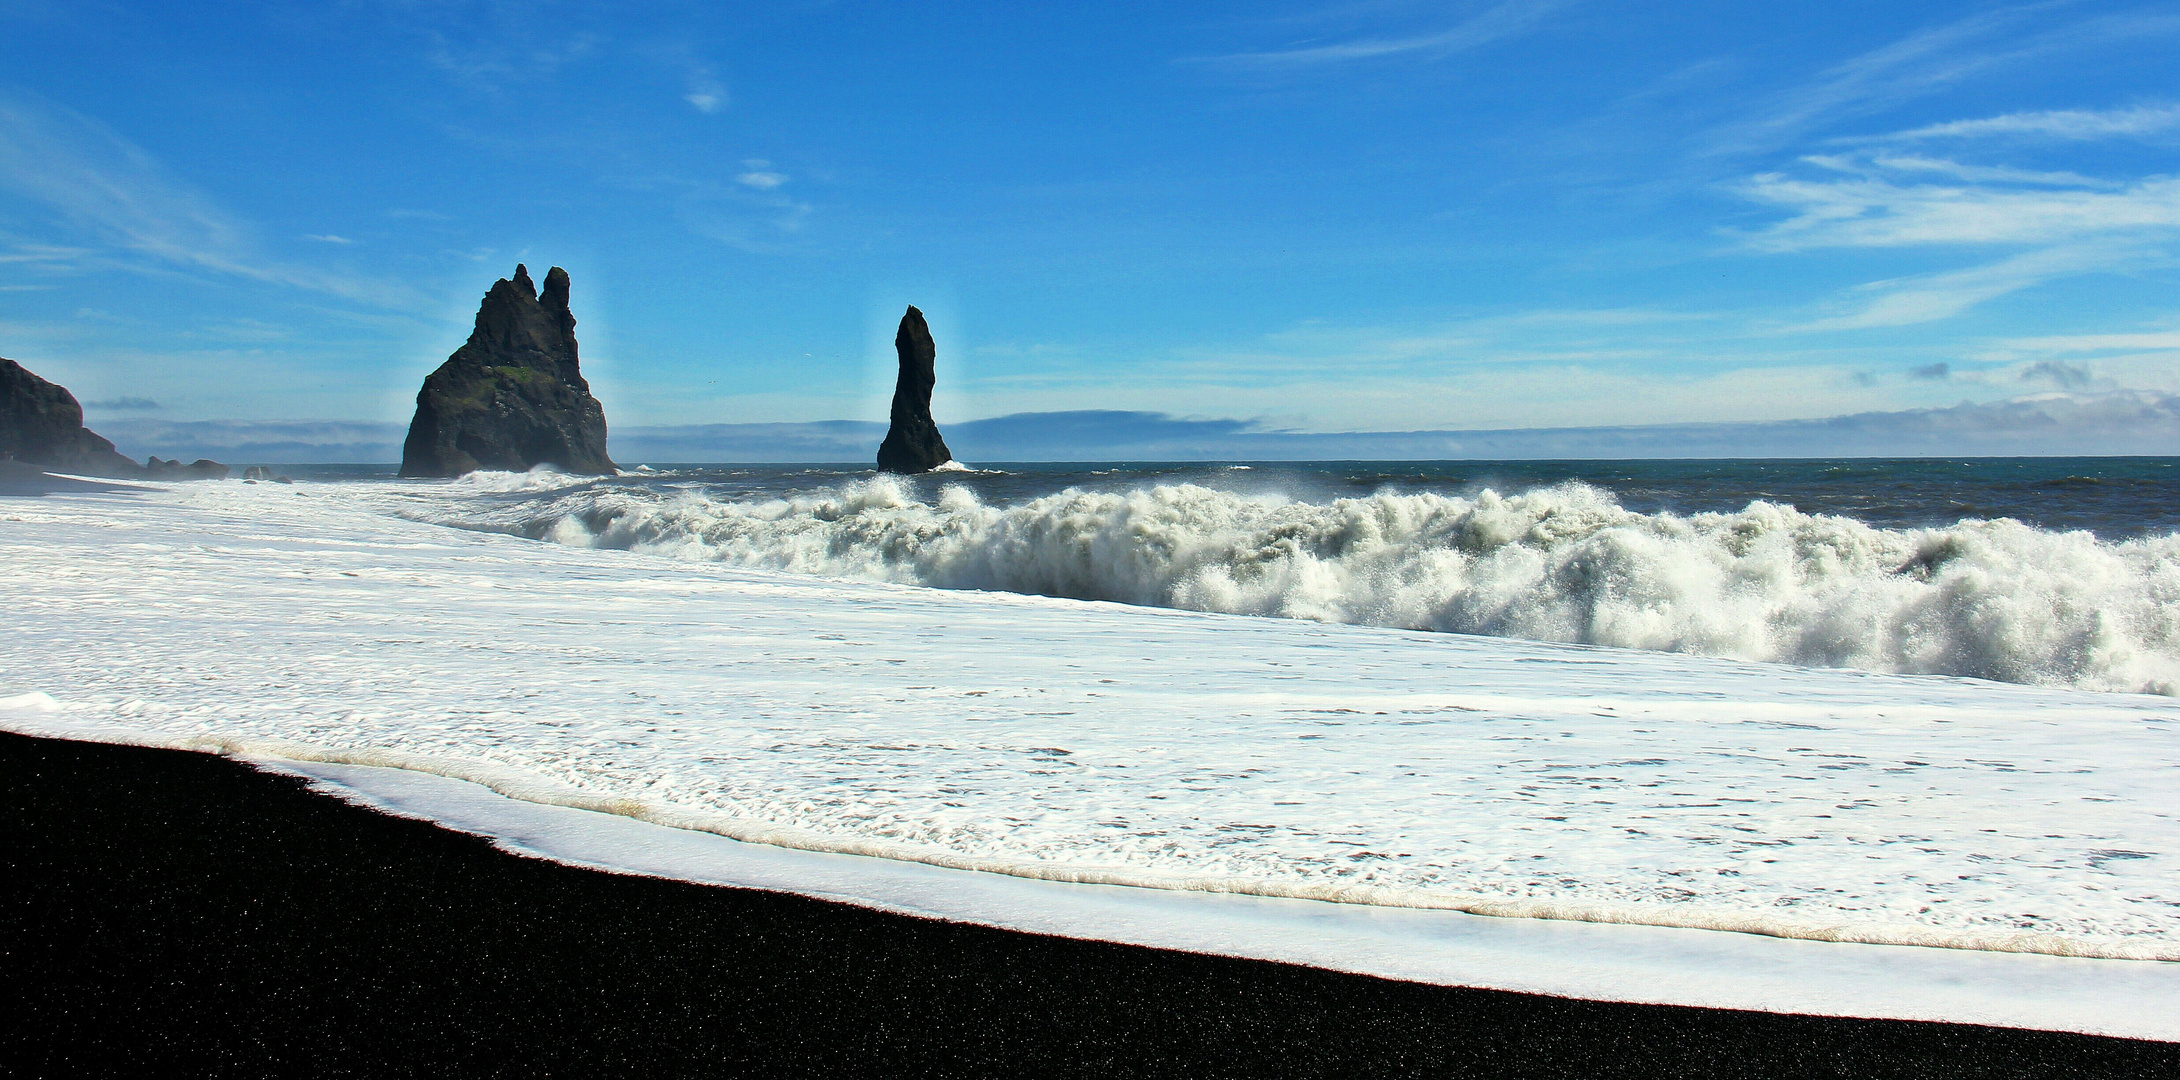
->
1, 356, 151, 478
145, 457, 231, 479
400, 264, 616, 477
876, 306, 952, 473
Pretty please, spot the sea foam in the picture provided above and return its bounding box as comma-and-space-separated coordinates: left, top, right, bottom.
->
10, 479, 2180, 968
427, 476, 2180, 695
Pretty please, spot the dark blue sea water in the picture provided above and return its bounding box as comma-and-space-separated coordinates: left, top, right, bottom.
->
298, 457, 2180, 538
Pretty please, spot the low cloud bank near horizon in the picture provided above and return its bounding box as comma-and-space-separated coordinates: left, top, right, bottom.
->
87, 418, 413, 465
88, 391, 2180, 466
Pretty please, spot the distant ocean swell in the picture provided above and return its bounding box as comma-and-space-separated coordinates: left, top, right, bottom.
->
432, 476, 2180, 695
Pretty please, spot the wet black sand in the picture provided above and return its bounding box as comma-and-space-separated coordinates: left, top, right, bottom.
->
3, 731, 2174, 1078
0, 461, 147, 497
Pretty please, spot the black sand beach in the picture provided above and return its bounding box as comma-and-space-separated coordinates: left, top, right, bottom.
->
3, 732, 2173, 1079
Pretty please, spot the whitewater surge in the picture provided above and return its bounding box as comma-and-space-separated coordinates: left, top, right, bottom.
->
8, 478, 2180, 967
430, 476, 2180, 695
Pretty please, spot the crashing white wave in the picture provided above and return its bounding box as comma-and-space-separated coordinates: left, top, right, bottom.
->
430, 476, 2180, 694
439, 465, 597, 494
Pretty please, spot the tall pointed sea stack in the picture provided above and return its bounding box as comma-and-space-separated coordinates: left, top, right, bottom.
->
1, 356, 147, 478
400, 264, 615, 477
875, 305, 952, 473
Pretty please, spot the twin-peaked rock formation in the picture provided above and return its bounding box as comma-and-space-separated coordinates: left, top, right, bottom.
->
401, 264, 616, 477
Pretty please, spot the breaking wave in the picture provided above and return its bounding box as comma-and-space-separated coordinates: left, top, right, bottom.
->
438, 464, 601, 494
438, 476, 2180, 695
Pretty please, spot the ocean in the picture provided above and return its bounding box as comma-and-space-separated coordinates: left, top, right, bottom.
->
310, 456, 2180, 696
7, 458, 2180, 1035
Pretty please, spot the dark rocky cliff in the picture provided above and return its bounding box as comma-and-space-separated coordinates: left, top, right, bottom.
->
400, 265, 616, 477
1, 357, 149, 478
875, 306, 952, 473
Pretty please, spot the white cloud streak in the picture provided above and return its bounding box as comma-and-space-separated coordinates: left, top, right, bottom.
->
0, 92, 252, 271
1713, 8, 2180, 155
1203, 0, 1564, 66
422, 28, 602, 90
1876, 103, 2180, 142
1785, 246, 2119, 332
1846, 154, 2117, 189
1721, 12, 2180, 336
0, 239, 89, 266
1710, 7, 2040, 154
1744, 152, 2172, 330
1740, 172, 2180, 250
0, 90, 426, 311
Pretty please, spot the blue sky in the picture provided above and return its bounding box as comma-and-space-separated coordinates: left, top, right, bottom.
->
2, 1, 2178, 458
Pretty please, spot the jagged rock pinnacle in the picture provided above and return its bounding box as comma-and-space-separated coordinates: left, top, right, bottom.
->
875, 306, 952, 473
399, 264, 616, 477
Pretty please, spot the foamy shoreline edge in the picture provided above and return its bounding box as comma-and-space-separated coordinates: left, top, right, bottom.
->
4, 699, 2172, 965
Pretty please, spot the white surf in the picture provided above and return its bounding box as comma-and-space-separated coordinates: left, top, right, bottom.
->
4, 478, 2176, 1038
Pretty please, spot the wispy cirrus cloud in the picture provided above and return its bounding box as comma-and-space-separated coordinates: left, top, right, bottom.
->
0, 238, 89, 268
658, 169, 813, 253
1871, 103, 2180, 142
420, 25, 603, 91
0, 91, 251, 269
1784, 246, 2123, 332
1834, 154, 2118, 189
1708, 6, 2044, 155
0, 89, 428, 310
1198, 0, 1566, 66
1738, 166, 2180, 251
1736, 130, 2180, 330
1710, 10, 2180, 336
1712, 7, 2180, 155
